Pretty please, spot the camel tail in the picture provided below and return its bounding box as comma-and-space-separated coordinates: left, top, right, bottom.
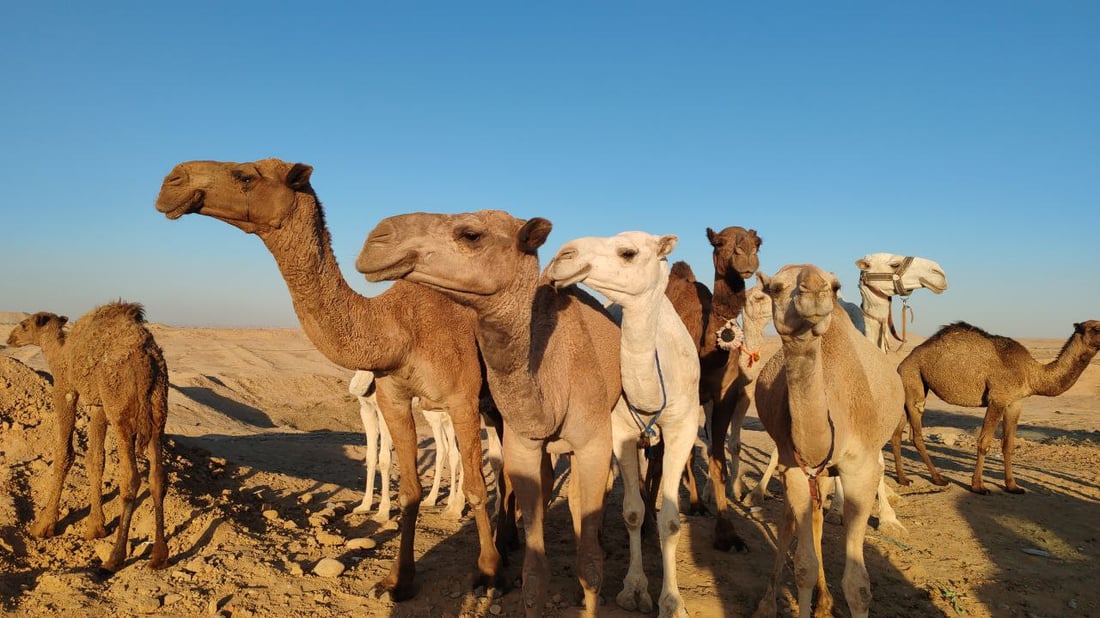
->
135, 347, 169, 454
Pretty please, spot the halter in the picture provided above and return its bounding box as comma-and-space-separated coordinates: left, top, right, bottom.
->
859, 256, 916, 351
792, 414, 836, 510
626, 351, 668, 456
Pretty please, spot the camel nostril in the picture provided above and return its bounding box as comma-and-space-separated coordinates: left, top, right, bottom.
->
557, 249, 577, 261
164, 170, 186, 186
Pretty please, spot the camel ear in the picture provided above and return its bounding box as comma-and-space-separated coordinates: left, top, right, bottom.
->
518, 217, 552, 253
656, 235, 678, 258
286, 163, 313, 191
855, 257, 871, 271
749, 229, 762, 249
1074, 322, 1084, 333
757, 271, 774, 294
58, 315, 69, 326
706, 227, 718, 246
34, 314, 51, 327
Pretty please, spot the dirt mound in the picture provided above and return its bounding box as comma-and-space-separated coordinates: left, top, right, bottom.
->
0, 312, 30, 325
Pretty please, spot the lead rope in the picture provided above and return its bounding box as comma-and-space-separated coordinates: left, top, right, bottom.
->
791, 414, 836, 510
626, 351, 667, 459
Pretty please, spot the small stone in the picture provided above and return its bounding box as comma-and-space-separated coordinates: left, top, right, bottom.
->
282, 520, 299, 530
489, 603, 503, 615
34, 573, 67, 594
312, 557, 346, 578
288, 562, 304, 576
207, 593, 232, 615
298, 492, 314, 505
1069, 599, 1079, 609
164, 593, 183, 606
137, 596, 162, 614
262, 509, 280, 521
316, 531, 345, 546
93, 541, 114, 565
346, 537, 377, 550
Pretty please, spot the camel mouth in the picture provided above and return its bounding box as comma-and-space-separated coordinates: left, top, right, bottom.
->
920, 278, 947, 294
738, 270, 756, 280
356, 253, 416, 282
547, 263, 591, 290
158, 190, 205, 220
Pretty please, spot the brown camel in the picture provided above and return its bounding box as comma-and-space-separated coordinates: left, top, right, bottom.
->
6, 302, 169, 572
356, 210, 624, 618
895, 320, 1100, 494
154, 159, 501, 599
662, 226, 760, 552
753, 265, 904, 618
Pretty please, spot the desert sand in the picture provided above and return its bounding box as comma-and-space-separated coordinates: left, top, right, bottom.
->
1, 318, 1097, 617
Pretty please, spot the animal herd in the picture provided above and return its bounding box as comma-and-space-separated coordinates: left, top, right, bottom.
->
4, 156, 1097, 618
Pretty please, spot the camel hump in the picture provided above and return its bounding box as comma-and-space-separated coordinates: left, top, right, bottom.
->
93, 300, 148, 324
670, 260, 696, 282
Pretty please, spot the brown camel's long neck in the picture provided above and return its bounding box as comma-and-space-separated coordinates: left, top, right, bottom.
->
712, 274, 746, 323
36, 329, 71, 383
1029, 334, 1098, 397
782, 335, 833, 465
258, 196, 409, 372
473, 272, 557, 439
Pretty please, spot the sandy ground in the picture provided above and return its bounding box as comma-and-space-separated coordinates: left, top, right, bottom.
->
1, 320, 1097, 617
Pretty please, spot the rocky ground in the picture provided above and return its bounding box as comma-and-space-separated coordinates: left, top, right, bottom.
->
1, 323, 1098, 617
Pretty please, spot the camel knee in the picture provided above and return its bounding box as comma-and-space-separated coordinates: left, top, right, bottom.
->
622, 508, 643, 532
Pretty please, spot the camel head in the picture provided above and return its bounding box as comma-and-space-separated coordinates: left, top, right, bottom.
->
855, 253, 948, 296
6, 312, 68, 347
707, 226, 762, 280
1074, 320, 1100, 351
758, 264, 840, 340
356, 210, 553, 300
155, 158, 315, 235
546, 232, 677, 306
742, 280, 773, 330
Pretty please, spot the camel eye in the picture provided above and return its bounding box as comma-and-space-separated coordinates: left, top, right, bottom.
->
618, 248, 638, 261
457, 228, 482, 244
888, 261, 901, 268
232, 170, 257, 188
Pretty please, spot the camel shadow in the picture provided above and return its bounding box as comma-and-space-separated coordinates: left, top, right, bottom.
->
172, 385, 277, 428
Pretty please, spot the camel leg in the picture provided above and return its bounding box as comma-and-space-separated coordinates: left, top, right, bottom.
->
872, 452, 907, 538
684, 404, 707, 515
1001, 401, 1026, 494
749, 446, 779, 507
839, 460, 880, 618
752, 478, 795, 618
727, 385, 752, 502
85, 404, 109, 539
825, 475, 843, 525
372, 389, 420, 601
103, 424, 140, 573
505, 427, 552, 618
423, 407, 446, 508
442, 415, 466, 518
450, 406, 502, 591
353, 396, 380, 515
708, 390, 747, 552
31, 387, 78, 539
569, 423, 612, 618
374, 413, 394, 523
907, 398, 947, 486
890, 416, 908, 486
655, 410, 697, 618
610, 414, 652, 613
146, 440, 169, 571
781, 466, 829, 618
971, 403, 1005, 495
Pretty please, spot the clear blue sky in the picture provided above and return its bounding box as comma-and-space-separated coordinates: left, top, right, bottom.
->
2, 3, 1097, 337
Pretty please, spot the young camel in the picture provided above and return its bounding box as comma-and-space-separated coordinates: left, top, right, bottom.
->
349, 371, 465, 521
155, 159, 500, 599
753, 265, 904, 618
896, 320, 1100, 493
663, 226, 760, 552
6, 302, 169, 572
546, 231, 699, 618
357, 210, 625, 618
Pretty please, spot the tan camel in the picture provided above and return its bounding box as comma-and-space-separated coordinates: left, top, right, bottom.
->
753, 265, 904, 618
155, 159, 500, 599
547, 231, 699, 617
895, 320, 1100, 493
357, 210, 624, 618
6, 302, 169, 572
662, 225, 760, 552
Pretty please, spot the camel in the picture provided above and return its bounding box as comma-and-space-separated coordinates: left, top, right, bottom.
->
357, 210, 625, 618
895, 320, 1100, 494
155, 159, 500, 599
6, 302, 169, 572
847, 253, 948, 353
349, 371, 465, 521
546, 231, 699, 617
662, 226, 759, 552
753, 265, 905, 618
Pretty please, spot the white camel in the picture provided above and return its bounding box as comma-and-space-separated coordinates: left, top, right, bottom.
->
348, 371, 466, 521
547, 231, 699, 618
842, 253, 948, 353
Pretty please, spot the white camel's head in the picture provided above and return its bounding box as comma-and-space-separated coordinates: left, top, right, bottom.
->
759, 264, 840, 340
742, 280, 773, 331
855, 253, 948, 296
546, 231, 677, 307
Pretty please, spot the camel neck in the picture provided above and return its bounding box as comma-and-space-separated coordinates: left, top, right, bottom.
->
712, 274, 746, 323
859, 283, 890, 320
1030, 334, 1097, 397
782, 336, 833, 465
618, 294, 667, 412
37, 330, 70, 382
258, 195, 409, 372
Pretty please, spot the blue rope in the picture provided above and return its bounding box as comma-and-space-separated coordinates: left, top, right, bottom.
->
626, 351, 668, 454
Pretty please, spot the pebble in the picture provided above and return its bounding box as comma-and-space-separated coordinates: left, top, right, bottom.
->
164, 593, 183, 606
136, 596, 162, 614
288, 562, 304, 576
262, 509, 280, 521
93, 541, 114, 565
298, 492, 314, 505
489, 603, 503, 615
313, 557, 346, 578
347, 537, 377, 550
316, 531, 345, 546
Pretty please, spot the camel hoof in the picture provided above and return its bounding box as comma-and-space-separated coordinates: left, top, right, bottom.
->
712, 518, 748, 552
658, 592, 689, 618
752, 596, 778, 618
930, 476, 950, 487
352, 502, 374, 515
969, 486, 991, 495
878, 519, 909, 539
373, 577, 418, 602
29, 519, 57, 539
148, 545, 170, 570
616, 587, 653, 613
1005, 486, 1026, 495
85, 524, 109, 540
896, 477, 912, 487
